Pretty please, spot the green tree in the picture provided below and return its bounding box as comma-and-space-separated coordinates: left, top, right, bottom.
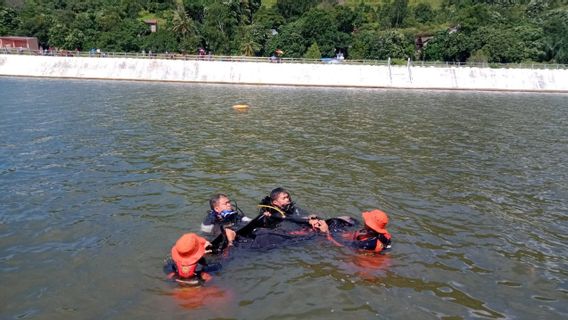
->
7, 0, 566, 64
0, 6, 21, 35
542, 10, 568, 63
173, 4, 201, 52
70, 12, 97, 50
424, 30, 473, 62
276, 0, 318, 21
453, 4, 496, 33
95, 8, 121, 32
16, 0, 53, 47
388, 0, 409, 28
304, 42, 321, 59
267, 21, 305, 58
92, 18, 147, 52
182, 0, 206, 23
473, 27, 524, 63
334, 5, 356, 34
299, 9, 340, 57
413, 3, 434, 24
237, 25, 262, 56
253, 6, 285, 30
47, 22, 68, 48
352, 1, 377, 28
201, 2, 238, 54
515, 24, 546, 62
141, 28, 178, 53
350, 29, 413, 60
231, 0, 262, 24
173, 4, 197, 38
467, 48, 489, 64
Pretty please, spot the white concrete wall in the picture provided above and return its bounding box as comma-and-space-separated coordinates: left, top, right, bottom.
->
1, 54, 567, 92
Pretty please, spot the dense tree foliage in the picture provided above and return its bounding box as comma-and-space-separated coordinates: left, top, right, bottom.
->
1, 0, 566, 63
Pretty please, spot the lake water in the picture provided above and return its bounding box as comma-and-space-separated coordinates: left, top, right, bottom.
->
1, 77, 567, 319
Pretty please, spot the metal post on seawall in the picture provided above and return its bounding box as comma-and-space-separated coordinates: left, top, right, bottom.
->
388, 57, 392, 84
407, 57, 413, 83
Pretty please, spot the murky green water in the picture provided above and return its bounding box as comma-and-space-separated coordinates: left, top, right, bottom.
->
1, 77, 567, 319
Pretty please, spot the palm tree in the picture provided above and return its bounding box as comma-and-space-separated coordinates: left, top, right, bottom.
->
241, 40, 260, 56
172, 4, 197, 40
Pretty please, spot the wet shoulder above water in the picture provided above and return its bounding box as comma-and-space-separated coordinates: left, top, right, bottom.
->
1, 77, 567, 319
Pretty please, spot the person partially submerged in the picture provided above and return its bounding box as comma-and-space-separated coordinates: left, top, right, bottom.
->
165, 233, 219, 286
201, 193, 251, 236
257, 187, 310, 229
307, 209, 392, 253
202, 188, 321, 251
352, 209, 392, 252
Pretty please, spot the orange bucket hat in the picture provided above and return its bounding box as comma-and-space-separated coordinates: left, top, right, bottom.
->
171, 233, 207, 265
362, 209, 389, 234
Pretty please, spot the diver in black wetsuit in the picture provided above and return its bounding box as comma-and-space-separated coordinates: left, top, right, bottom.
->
206, 188, 315, 251
201, 193, 251, 237
257, 187, 311, 229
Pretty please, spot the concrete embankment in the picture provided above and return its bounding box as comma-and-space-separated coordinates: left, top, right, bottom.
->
1, 54, 567, 92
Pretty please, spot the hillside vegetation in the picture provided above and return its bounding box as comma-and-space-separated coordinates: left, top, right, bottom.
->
1, 0, 566, 64
262, 0, 443, 8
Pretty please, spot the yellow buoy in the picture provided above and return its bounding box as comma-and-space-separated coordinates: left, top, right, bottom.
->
232, 104, 250, 111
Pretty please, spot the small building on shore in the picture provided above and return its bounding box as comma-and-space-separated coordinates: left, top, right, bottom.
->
144, 20, 158, 33
0, 36, 39, 51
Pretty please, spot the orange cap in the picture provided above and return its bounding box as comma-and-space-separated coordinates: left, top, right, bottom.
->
362, 209, 389, 234
171, 233, 207, 265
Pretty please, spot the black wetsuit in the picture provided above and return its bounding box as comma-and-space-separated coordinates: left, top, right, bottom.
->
235, 228, 317, 250
202, 199, 312, 250
210, 215, 362, 252
256, 196, 310, 230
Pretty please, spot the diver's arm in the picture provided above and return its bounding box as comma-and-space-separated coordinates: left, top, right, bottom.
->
201, 223, 213, 233
225, 228, 236, 247
200, 211, 216, 234
284, 215, 311, 225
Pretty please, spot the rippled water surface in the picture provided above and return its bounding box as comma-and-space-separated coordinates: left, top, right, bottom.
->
1, 77, 567, 319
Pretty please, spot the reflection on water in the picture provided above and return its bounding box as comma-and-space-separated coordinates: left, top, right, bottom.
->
1, 77, 567, 319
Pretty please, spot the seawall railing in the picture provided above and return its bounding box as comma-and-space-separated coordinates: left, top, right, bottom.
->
2, 47, 566, 70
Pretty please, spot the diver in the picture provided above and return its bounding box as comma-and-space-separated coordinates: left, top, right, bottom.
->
257, 187, 310, 229
213, 188, 334, 249
201, 188, 319, 251
201, 193, 251, 237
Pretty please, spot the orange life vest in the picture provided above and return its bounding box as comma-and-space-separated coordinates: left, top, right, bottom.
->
173, 257, 198, 278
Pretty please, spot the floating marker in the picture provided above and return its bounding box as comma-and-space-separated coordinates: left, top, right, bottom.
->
232, 104, 249, 110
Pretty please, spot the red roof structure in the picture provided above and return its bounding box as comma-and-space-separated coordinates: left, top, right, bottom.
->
0, 36, 39, 51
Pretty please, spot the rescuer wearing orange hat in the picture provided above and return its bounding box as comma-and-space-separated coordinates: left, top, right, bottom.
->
353, 209, 392, 252
171, 233, 209, 278
301, 209, 392, 251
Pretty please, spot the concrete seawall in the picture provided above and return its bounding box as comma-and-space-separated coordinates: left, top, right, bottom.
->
1, 54, 567, 92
